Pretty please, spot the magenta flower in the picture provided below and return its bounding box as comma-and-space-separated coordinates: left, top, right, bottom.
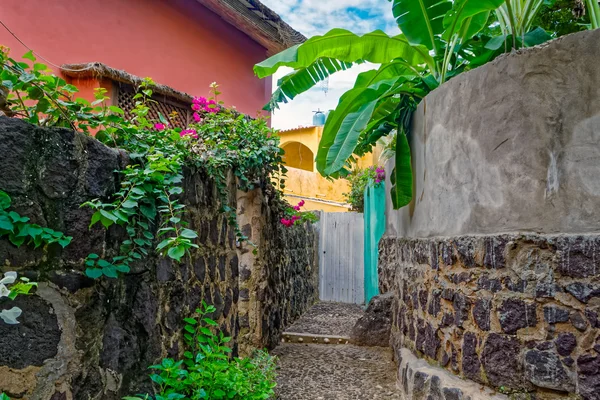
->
180, 129, 198, 139
154, 123, 166, 131
293, 205, 301, 211
193, 96, 208, 106
192, 103, 201, 111
298, 200, 305, 207
193, 112, 201, 122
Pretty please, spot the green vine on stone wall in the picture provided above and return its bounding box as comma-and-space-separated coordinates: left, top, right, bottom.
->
0, 47, 285, 280
0, 190, 72, 248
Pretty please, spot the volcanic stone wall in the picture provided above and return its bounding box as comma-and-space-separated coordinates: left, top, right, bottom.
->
0, 117, 318, 400
380, 234, 600, 399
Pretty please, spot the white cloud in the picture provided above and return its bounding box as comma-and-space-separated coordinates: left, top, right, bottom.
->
260, 0, 398, 130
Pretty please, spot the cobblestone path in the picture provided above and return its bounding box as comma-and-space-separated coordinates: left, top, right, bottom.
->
284, 302, 364, 337
272, 302, 402, 400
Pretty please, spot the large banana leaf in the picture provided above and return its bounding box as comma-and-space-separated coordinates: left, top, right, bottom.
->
442, 0, 504, 41
316, 62, 422, 176
265, 58, 353, 111
391, 131, 413, 209
317, 77, 399, 176
392, 0, 452, 53
254, 29, 433, 79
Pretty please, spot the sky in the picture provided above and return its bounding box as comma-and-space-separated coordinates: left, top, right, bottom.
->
259, 0, 399, 130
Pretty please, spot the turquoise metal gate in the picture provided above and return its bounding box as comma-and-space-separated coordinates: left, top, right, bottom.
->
363, 182, 386, 304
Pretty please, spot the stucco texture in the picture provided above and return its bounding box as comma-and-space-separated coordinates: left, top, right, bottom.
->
386, 30, 600, 238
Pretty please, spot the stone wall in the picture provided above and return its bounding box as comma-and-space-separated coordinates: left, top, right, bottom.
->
381, 234, 600, 399
380, 30, 600, 400
237, 188, 319, 354
0, 117, 318, 399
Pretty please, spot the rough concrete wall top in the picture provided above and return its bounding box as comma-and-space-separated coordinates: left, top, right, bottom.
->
387, 30, 600, 238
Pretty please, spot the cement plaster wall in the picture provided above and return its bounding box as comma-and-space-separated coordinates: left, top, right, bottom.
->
385, 29, 600, 238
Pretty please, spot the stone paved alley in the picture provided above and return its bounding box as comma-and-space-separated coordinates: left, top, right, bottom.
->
273, 302, 401, 400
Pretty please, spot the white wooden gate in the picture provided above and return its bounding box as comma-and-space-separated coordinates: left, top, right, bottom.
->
318, 212, 365, 304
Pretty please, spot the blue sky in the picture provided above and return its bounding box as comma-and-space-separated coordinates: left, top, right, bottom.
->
260, 0, 398, 129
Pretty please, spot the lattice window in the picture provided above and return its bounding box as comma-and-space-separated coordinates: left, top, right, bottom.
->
115, 82, 192, 128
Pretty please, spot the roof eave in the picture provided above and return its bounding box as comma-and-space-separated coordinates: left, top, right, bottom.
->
195, 0, 306, 55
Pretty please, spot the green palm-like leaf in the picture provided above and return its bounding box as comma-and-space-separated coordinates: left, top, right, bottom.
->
392, 0, 452, 53
317, 79, 395, 176
442, 0, 504, 41
264, 58, 353, 111
317, 62, 422, 176
254, 29, 433, 79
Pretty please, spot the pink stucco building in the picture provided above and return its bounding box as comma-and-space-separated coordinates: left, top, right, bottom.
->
0, 0, 304, 119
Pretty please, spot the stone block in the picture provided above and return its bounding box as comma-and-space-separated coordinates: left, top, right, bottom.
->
498, 299, 537, 334
525, 350, 575, 392
351, 292, 393, 347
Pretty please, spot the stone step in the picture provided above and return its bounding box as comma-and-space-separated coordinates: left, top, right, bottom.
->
281, 331, 352, 345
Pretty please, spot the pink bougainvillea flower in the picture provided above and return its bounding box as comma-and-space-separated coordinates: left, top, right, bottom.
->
298, 200, 305, 207
154, 123, 166, 131
180, 129, 198, 139
193, 96, 208, 106
192, 103, 201, 111
193, 112, 201, 122
293, 205, 301, 211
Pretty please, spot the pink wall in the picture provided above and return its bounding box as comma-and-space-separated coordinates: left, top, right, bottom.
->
0, 0, 272, 116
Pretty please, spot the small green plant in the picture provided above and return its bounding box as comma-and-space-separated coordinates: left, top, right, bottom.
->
0, 271, 37, 325
0, 392, 10, 400
343, 166, 385, 212
126, 302, 277, 400
0, 190, 72, 248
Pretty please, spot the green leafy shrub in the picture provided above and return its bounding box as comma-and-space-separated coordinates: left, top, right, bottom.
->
125, 302, 277, 400
343, 166, 385, 212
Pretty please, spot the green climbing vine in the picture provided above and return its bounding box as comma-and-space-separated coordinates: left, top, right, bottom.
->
0, 47, 284, 280
0, 190, 71, 248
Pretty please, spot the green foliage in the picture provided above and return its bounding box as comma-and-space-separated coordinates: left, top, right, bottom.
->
0, 190, 72, 248
2, 48, 284, 280
0, 393, 10, 400
0, 48, 114, 132
0, 271, 38, 325
344, 167, 385, 212
127, 302, 277, 400
187, 83, 284, 242
78, 78, 197, 278
533, 0, 590, 36
255, 0, 560, 210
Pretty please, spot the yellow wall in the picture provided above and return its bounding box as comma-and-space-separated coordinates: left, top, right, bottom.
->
277, 126, 381, 212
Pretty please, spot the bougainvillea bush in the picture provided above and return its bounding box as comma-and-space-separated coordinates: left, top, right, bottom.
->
280, 199, 318, 227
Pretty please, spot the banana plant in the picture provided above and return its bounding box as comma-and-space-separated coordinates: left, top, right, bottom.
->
254, 0, 552, 209
585, 0, 600, 29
